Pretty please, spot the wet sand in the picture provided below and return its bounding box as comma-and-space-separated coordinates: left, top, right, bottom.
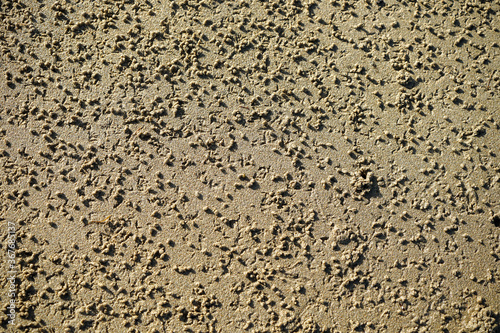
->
1, 0, 499, 332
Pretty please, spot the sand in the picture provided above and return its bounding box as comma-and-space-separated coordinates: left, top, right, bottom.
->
1, 0, 499, 332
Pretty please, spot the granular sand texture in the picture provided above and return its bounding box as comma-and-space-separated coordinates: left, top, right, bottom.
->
1, 0, 499, 332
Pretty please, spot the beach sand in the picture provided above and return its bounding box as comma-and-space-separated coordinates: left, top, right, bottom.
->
1, 0, 499, 332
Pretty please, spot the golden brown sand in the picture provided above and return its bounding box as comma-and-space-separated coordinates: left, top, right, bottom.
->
1, 0, 499, 332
